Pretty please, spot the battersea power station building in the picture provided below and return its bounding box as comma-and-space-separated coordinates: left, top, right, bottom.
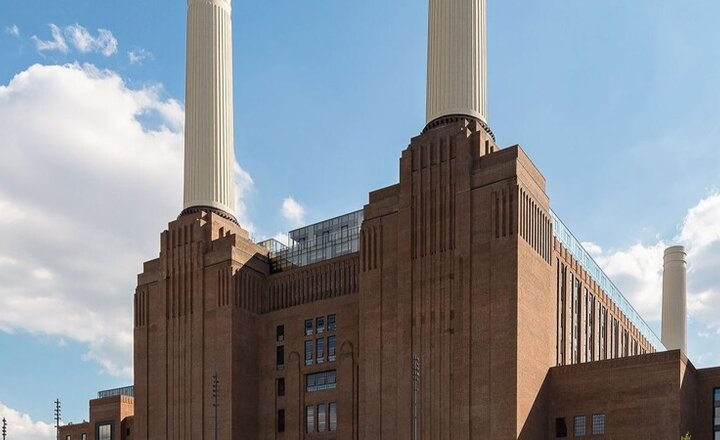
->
60, 0, 720, 439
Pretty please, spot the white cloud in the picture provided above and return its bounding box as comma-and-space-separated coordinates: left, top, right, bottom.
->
6, 24, 20, 37
0, 402, 54, 440
65, 24, 117, 57
31, 24, 118, 57
587, 192, 720, 340
32, 24, 68, 53
281, 196, 306, 228
0, 63, 253, 378
128, 48, 153, 65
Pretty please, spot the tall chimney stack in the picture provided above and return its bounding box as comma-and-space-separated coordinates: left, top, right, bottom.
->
662, 245, 687, 354
426, 0, 488, 127
182, 0, 237, 221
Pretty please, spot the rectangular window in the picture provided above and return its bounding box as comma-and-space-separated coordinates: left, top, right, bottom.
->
305, 340, 313, 366
714, 388, 720, 437
328, 314, 337, 332
278, 409, 285, 433
328, 336, 337, 362
306, 405, 315, 433
329, 401, 337, 431
599, 307, 607, 360
97, 423, 112, 440
276, 346, 285, 370
574, 416, 586, 437
317, 338, 325, 363
305, 319, 313, 336
277, 378, 285, 397
276, 325, 285, 343
317, 403, 327, 432
306, 370, 337, 392
557, 262, 566, 366
592, 414, 605, 435
555, 417, 568, 438
317, 316, 325, 334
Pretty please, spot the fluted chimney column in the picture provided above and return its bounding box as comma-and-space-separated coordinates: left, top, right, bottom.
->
662, 246, 687, 354
183, 0, 236, 220
426, 0, 488, 126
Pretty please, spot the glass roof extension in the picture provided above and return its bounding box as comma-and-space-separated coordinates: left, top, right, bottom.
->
261, 210, 363, 272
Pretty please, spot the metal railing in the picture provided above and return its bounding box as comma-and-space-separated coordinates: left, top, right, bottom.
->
97, 386, 134, 399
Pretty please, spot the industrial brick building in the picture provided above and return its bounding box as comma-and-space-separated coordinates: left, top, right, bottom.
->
60, 0, 720, 439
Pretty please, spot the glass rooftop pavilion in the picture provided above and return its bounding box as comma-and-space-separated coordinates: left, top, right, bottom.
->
259, 209, 664, 351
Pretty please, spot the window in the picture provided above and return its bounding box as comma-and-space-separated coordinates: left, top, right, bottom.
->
714, 388, 720, 438
328, 314, 336, 332
66, 436, 71, 440
97, 423, 112, 440
278, 409, 285, 433
306, 405, 315, 433
276, 346, 285, 370
574, 416, 586, 437
306, 370, 337, 392
555, 417, 568, 438
316, 316, 325, 334
82, 435, 87, 440
592, 414, 605, 435
329, 401, 337, 431
318, 403, 327, 432
276, 325, 284, 343
317, 338, 325, 363
305, 319, 313, 336
277, 378, 285, 397
305, 340, 313, 366
328, 336, 337, 362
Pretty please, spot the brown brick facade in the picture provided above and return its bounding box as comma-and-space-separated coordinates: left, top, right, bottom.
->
65, 118, 720, 439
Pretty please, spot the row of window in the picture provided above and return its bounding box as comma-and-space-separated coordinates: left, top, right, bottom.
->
65, 423, 112, 440
307, 402, 338, 433
306, 370, 337, 392
276, 315, 337, 344
277, 402, 339, 434
557, 262, 645, 366
305, 336, 337, 365
306, 315, 336, 336
556, 414, 605, 438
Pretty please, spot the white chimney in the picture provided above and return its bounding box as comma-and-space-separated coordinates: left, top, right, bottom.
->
426, 0, 488, 126
182, 0, 237, 220
662, 245, 687, 354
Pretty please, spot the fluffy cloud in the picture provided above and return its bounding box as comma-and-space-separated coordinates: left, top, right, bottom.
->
585, 192, 720, 336
32, 24, 68, 53
281, 196, 306, 228
0, 402, 54, 440
32, 24, 117, 57
0, 63, 253, 378
6, 24, 20, 37
128, 48, 153, 65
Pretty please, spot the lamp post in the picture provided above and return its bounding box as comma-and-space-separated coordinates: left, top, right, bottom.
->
54, 399, 61, 440
411, 355, 420, 440
212, 373, 219, 440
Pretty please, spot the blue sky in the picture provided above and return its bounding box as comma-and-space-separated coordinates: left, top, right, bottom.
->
1, 0, 719, 436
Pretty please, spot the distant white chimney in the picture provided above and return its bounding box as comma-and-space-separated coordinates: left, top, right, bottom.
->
662, 246, 687, 354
